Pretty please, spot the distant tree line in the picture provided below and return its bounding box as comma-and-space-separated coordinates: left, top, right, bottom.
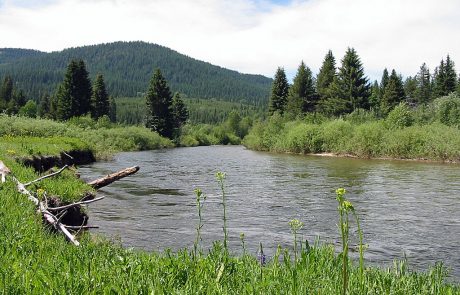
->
0, 59, 117, 122
269, 48, 460, 118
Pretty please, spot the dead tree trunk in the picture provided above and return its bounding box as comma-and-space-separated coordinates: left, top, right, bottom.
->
5, 164, 104, 246
88, 166, 139, 189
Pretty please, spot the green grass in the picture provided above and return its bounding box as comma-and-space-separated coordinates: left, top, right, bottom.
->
244, 114, 460, 162
0, 115, 173, 159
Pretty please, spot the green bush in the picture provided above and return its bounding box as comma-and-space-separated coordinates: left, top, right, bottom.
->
321, 119, 354, 152
349, 122, 386, 157
385, 103, 414, 130
280, 122, 323, 153
434, 94, 460, 127
344, 108, 377, 124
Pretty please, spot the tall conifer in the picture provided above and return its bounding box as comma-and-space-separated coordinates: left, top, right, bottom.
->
328, 48, 370, 114
56, 59, 92, 120
432, 56, 457, 98
91, 74, 110, 119
145, 69, 174, 138
268, 67, 289, 115
381, 69, 405, 115
415, 63, 431, 105
109, 96, 117, 123
286, 61, 317, 116
171, 92, 188, 129
316, 50, 336, 100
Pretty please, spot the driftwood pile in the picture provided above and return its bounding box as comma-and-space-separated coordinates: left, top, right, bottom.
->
0, 160, 139, 246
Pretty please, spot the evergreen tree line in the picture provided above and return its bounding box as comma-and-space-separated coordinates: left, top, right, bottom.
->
269, 48, 460, 118
115, 97, 263, 126
0, 59, 117, 121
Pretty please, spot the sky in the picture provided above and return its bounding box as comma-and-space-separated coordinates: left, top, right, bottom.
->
0, 0, 459, 81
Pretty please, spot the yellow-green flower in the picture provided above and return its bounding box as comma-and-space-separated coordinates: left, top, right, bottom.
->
289, 219, 304, 232
343, 200, 354, 212
336, 188, 346, 196
215, 171, 226, 182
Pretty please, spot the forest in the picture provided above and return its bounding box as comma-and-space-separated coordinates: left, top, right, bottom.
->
0, 41, 271, 104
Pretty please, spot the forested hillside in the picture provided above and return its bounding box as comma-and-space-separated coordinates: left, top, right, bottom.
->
0, 41, 271, 104
0, 48, 45, 64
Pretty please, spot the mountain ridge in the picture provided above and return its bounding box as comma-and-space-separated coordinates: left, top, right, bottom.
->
0, 41, 272, 105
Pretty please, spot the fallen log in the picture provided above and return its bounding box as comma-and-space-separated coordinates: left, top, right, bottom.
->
13, 174, 81, 246
5, 163, 104, 246
88, 166, 139, 189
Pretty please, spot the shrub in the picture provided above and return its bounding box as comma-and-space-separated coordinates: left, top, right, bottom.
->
434, 94, 460, 127
385, 103, 414, 130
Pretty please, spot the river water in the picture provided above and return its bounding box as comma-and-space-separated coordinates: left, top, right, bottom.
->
79, 145, 460, 280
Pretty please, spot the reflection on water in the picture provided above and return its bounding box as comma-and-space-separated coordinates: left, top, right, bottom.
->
79, 146, 460, 280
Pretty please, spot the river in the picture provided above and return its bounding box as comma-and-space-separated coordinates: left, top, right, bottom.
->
79, 145, 460, 280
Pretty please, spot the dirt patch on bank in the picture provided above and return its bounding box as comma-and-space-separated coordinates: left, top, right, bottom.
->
20, 149, 96, 172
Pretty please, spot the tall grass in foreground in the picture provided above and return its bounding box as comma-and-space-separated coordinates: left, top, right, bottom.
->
0, 146, 459, 293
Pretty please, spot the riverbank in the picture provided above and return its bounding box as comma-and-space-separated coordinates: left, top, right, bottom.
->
243, 114, 460, 163
0, 115, 173, 159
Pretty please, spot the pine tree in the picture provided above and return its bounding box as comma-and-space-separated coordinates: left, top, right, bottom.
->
268, 67, 289, 115
38, 93, 50, 118
381, 69, 405, 115
286, 61, 317, 116
415, 63, 431, 105
108, 96, 117, 123
171, 92, 188, 129
74, 60, 92, 116
404, 76, 417, 104
7, 89, 27, 115
380, 68, 389, 98
445, 55, 457, 94
433, 56, 457, 98
145, 69, 174, 138
369, 80, 381, 112
316, 50, 336, 100
56, 59, 92, 120
0, 76, 13, 107
49, 94, 58, 120
91, 74, 110, 119
328, 48, 370, 114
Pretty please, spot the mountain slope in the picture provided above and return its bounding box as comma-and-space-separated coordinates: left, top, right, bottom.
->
0, 48, 45, 64
0, 41, 271, 104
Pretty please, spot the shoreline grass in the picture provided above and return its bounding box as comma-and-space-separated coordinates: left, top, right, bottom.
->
243, 115, 460, 163
0, 114, 173, 159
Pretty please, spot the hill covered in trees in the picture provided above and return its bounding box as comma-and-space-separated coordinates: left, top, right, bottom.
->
0, 48, 45, 64
0, 41, 272, 104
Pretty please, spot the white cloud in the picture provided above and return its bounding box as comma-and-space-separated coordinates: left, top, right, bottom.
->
0, 0, 459, 81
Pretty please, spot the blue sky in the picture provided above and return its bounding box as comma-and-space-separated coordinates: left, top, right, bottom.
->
0, 0, 459, 81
